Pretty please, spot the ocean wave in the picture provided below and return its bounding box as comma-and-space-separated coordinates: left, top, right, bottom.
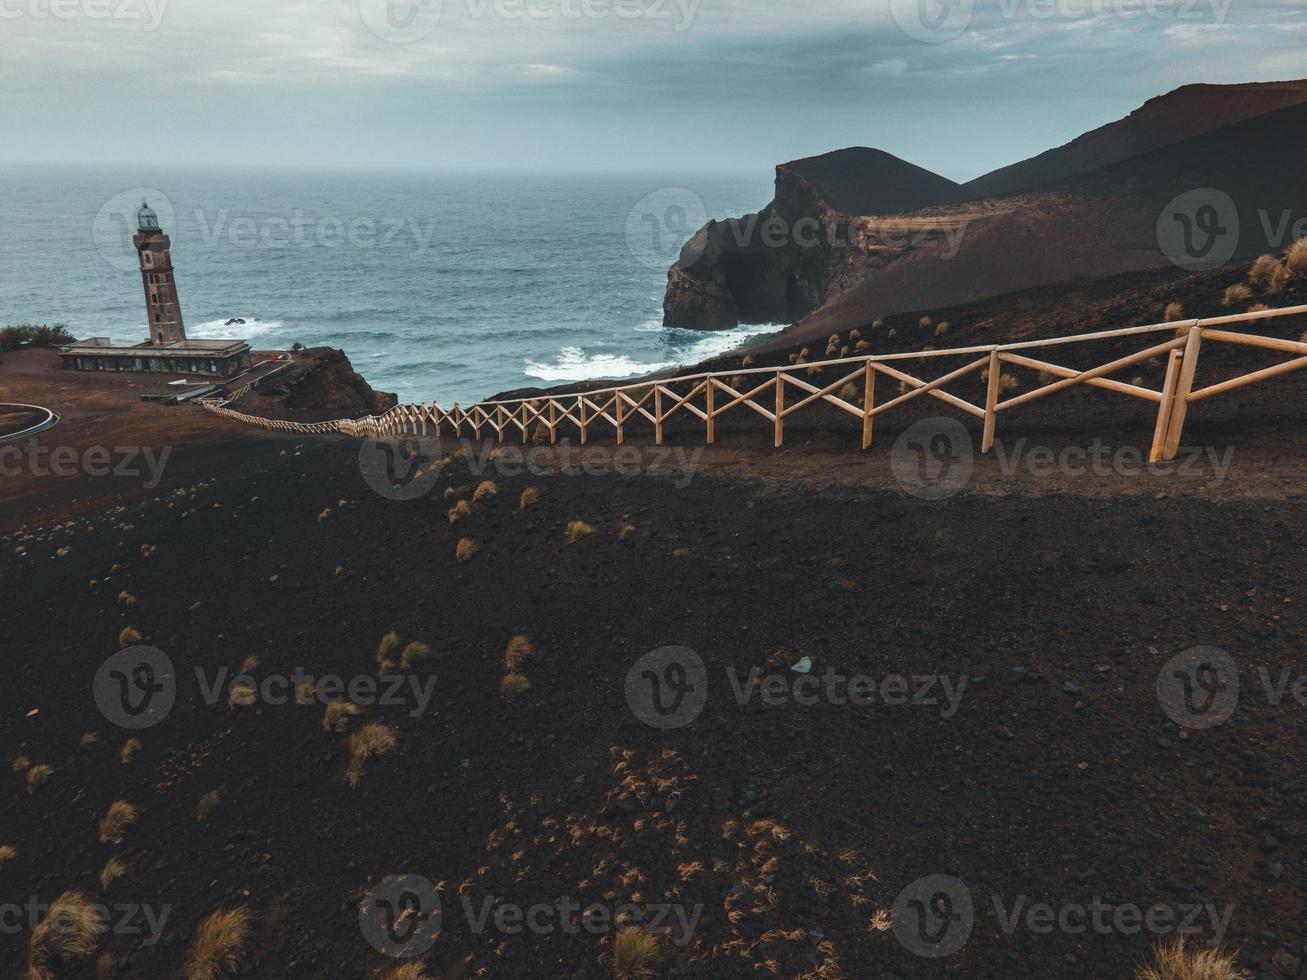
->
524, 347, 672, 383
188, 316, 283, 338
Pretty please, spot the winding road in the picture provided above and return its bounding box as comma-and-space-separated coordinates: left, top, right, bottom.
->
0, 403, 60, 442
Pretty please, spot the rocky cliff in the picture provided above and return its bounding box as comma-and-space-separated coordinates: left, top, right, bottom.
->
236, 347, 397, 418
663, 148, 960, 329
664, 80, 1307, 334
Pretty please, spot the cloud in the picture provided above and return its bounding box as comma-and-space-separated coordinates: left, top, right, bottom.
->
870, 58, 909, 75
514, 63, 577, 78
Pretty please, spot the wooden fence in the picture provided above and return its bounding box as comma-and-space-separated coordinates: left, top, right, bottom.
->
200, 304, 1307, 464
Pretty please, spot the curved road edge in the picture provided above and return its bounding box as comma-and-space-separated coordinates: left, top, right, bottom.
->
0, 404, 60, 443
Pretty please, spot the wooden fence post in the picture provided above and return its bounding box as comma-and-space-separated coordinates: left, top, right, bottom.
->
774, 372, 785, 448
1162, 324, 1203, 461
654, 386, 664, 445
982, 349, 1000, 453
578, 395, 587, 445
705, 379, 715, 444
615, 392, 626, 445
1149, 349, 1182, 463
861, 362, 876, 450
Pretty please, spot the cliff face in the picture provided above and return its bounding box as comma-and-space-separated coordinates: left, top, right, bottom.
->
246, 347, 397, 417
664, 80, 1307, 334
283, 347, 397, 415
663, 149, 960, 330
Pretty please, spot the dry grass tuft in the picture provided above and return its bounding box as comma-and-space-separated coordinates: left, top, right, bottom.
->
934, 321, 950, 336
194, 790, 222, 823
139, 544, 157, 559
1249, 254, 1282, 284
117, 590, 136, 606
1223, 283, 1252, 307
612, 927, 659, 979
379, 965, 434, 980
0, 844, 15, 864
26, 764, 53, 794
13, 756, 31, 772
447, 499, 471, 524
565, 520, 595, 544
456, 538, 478, 563
1248, 303, 1269, 313
99, 801, 137, 843
120, 738, 143, 764
519, 486, 541, 511
838, 382, 860, 404
1164, 301, 1184, 322
854, 339, 870, 352
400, 642, 430, 670
619, 523, 636, 541
501, 673, 532, 702
26, 891, 106, 980
227, 680, 257, 709
239, 656, 259, 674
378, 965, 435, 980
1135, 938, 1241, 980
184, 907, 251, 980
1286, 237, 1307, 275
100, 857, 129, 890
80, 732, 98, 748
741, 354, 753, 367
117, 626, 141, 649
346, 723, 397, 787
998, 373, 1019, 393
376, 631, 402, 668
323, 701, 360, 733
1268, 262, 1290, 294
96, 953, 115, 979
505, 635, 534, 671
474, 480, 497, 502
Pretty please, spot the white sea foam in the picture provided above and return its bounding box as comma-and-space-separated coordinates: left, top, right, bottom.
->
188, 316, 283, 338
524, 347, 670, 382
526, 322, 780, 383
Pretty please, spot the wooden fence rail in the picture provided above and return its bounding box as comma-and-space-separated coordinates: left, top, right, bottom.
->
200, 304, 1307, 464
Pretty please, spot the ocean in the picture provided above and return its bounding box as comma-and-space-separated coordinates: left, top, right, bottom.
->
1, 165, 776, 406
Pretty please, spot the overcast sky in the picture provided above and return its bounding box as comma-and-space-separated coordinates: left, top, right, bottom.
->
4, 0, 1305, 179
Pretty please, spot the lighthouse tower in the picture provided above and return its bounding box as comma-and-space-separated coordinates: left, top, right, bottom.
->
133, 201, 186, 346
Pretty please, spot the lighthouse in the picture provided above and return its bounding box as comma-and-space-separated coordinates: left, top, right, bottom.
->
133, 201, 187, 346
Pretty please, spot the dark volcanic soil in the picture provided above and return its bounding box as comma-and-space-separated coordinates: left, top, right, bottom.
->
3, 405, 1307, 978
